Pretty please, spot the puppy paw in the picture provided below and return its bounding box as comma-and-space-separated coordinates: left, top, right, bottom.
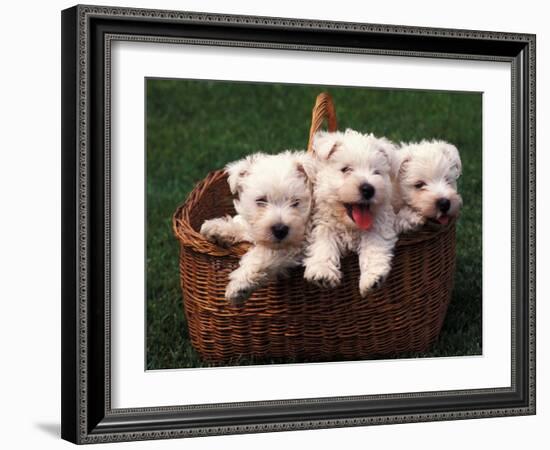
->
225, 280, 253, 306
359, 273, 387, 297
395, 210, 426, 234
303, 262, 342, 289
199, 220, 219, 240
200, 219, 232, 247
372, 274, 389, 290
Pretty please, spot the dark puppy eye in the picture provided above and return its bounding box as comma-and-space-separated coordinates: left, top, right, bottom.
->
414, 181, 426, 189
341, 166, 352, 173
373, 169, 381, 175
290, 199, 300, 208
256, 196, 267, 206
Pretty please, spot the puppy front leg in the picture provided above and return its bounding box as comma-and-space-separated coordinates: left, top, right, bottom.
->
303, 224, 342, 288
358, 232, 398, 297
394, 206, 425, 234
225, 246, 272, 306
200, 215, 251, 246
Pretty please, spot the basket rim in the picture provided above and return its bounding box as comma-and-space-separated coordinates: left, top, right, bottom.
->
172, 168, 456, 257
172, 169, 250, 257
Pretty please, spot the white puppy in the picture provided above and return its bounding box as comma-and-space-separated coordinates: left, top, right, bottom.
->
303, 129, 398, 297
392, 140, 462, 233
200, 151, 315, 305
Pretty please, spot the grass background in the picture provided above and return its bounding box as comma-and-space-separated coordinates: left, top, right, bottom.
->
146, 79, 482, 370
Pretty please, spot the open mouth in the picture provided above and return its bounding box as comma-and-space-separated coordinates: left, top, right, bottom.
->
344, 203, 374, 230
429, 214, 450, 225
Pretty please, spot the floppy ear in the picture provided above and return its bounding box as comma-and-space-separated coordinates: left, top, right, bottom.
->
311, 131, 342, 160
377, 138, 399, 179
225, 153, 259, 194
295, 152, 318, 184
441, 142, 462, 178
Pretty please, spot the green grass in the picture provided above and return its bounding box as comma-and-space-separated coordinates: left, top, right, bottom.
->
146, 79, 482, 369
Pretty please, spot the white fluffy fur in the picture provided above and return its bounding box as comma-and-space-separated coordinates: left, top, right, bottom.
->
303, 129, 398, 297
200, 151, 316, 305
392, 139, 463, 233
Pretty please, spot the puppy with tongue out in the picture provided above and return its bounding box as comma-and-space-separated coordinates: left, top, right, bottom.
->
303, 129, 399, 297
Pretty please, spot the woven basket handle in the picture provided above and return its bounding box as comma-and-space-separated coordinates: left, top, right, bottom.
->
307, 92, 338, 153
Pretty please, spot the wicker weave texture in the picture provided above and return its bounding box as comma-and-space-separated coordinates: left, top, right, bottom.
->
173, 172, 456, 362
171, 93, 456, 363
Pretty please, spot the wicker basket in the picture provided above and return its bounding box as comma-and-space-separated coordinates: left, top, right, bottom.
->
172, 93, 456, 363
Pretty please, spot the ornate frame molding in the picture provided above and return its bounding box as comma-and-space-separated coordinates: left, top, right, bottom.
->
61, 4, 536, 444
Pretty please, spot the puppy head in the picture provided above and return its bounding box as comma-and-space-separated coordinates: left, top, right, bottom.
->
225, 151, 315, 248
312, 129, 397, 230
397, 140, 463, 224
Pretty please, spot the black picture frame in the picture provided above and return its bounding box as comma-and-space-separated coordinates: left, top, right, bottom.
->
61, 4, 536, 444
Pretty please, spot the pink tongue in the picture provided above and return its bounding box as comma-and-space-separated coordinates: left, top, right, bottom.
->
351, 205, 373, 230
437, 215, 449, 225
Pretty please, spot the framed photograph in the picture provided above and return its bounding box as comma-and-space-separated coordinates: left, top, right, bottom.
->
61, 4, 536, 444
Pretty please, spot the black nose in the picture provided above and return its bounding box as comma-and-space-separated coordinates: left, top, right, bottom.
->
436, 198, 451, 213
271, 223, 289, 240
360, 182, 375, 200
